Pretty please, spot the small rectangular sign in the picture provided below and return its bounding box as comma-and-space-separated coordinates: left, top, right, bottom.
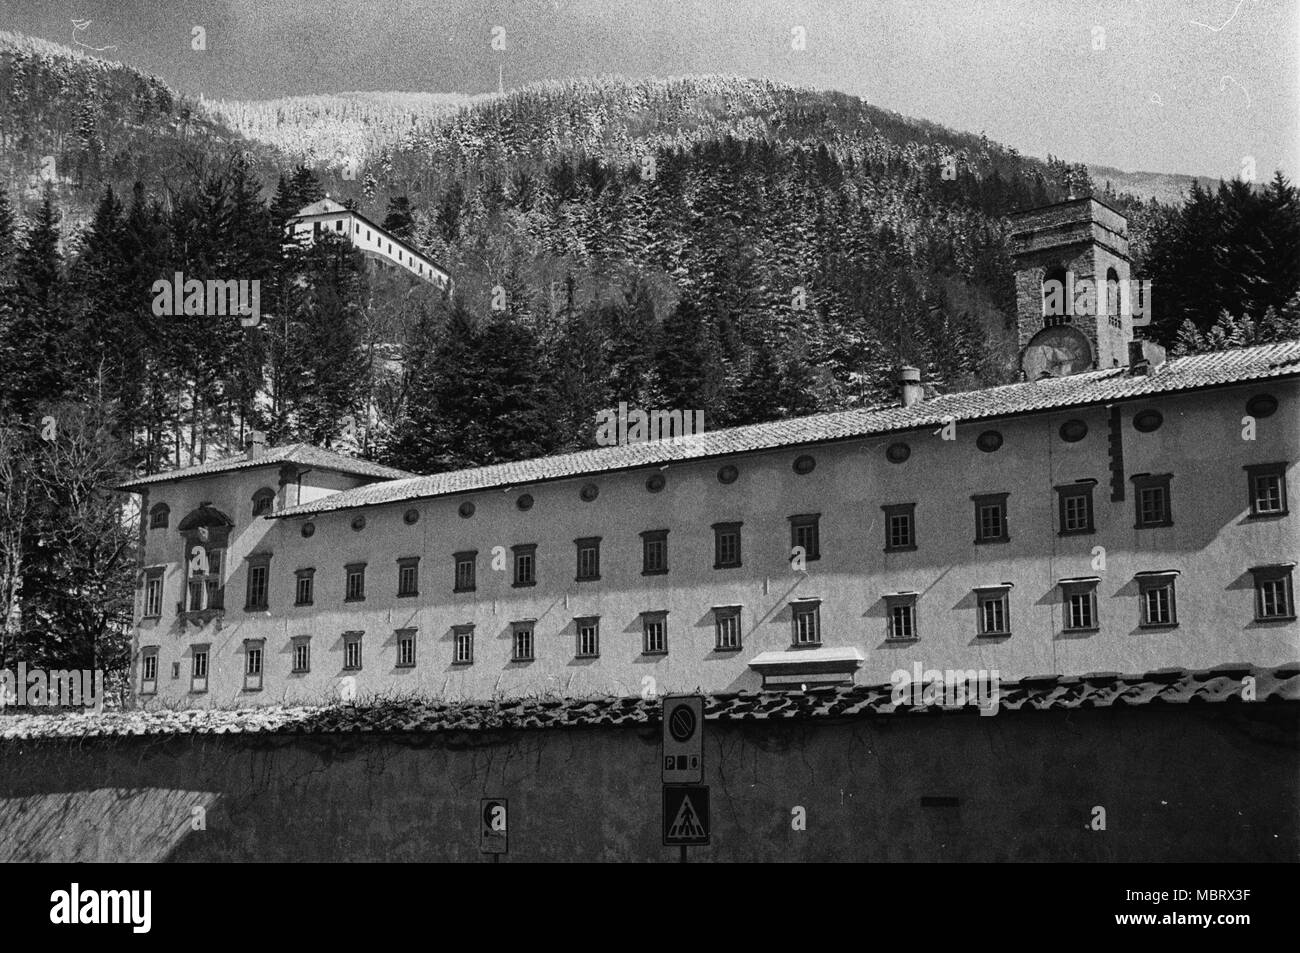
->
662, 695, 704, 784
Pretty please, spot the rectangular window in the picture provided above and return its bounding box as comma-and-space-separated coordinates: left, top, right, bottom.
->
713, 522, 743, 569
292, 636, 311, 673
882, 503, 916, 551
1056, 481, 1097, 535
575, 617, 600, 658
1136, 572, 1178, 627
791, 600, 821, 646
140, 647, 159, 694
396, 629, 416, 668
1245, 463, 1288, 517
972, 493, 1010, 544
244, 639, 264, 691
642, 612, 668, 655
575, 537, 601, 581
245, 555, 270, 611
512, 545, 537, 587
1060, 579, 1100, 631
345, 563, 366, 602
343, 632, 363, 671
641, 530, 668, 575
453, 625, 474, 664
191, 646, 209, 693
714, 606, 742, 650
397, 557, 419, 597
143, 569, 164, 618
453, 551, 477, 592
975, 586, 1012, 636
1250, 564, 1295, 621
1131, 473, 1173, 528
789, 514, 821, 561
295, 569, 314, 606
511, 622, 534, 662
885, 594, 918, 641
149, 505, 169, 529
186, 547, 224, 612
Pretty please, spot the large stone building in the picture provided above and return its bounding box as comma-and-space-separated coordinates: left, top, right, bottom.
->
288, 198, 453, 291
120, 199, 1299, 706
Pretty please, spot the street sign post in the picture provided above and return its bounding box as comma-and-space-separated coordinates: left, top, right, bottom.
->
663, 785, 710, 847
662, 694, 704, 784
480, 797, 508, 858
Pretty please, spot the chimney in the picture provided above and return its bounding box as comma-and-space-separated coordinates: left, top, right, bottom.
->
246, 430, 267, 460
1127, 339, 1167, 376
899, 366, 924, 408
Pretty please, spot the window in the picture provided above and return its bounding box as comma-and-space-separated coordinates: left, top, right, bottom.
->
251, 488, 275, 517
343, 632, 363, 671
1136, 572, 1178, 627
143, 568, 164, 618
1245, 463, 1288, 517
191, 646, 209, 693
396, 629, 416, 668
336, 219, 344, 231
244, 639, 264, 691
642, 612, 668, 655
1056, 481, 1097, 535
1132, 473, 1173, 528
791, 599, 821, 646
972, 493, 1009, 544
292, 636, 311, 673
149, 503, 169, 529
345, 563, 366, 602
140, 646, 159, 694
294, 569, 314, 606
1060, 578, 1100, 631
511, 622, 534, 662
180, 512, 229, 615
453, 551, 477, 592
966, 584, 1009, 636
453, 625, 474, 664
885, 593, 918, 641
575, 617, 600, 658
245, 554, 271, 611
789, 514, 821, 561
713, 522, 743, 569
882, 503, 916, 551
512, 544, 537, 587
397, 557, 419, 597
1105, 267, 1121, 326
641, 530, 668, 575
575, 537, 601, 581
1250, 564, 1295, 621
714, 606, 742, 650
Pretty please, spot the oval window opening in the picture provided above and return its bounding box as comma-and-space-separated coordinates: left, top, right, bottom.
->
516, 493, 534, 511
301, 522, 315, 538
886, 442, 911, 464
646, 474, 666, 493
351, 515, 366, 531
1060, 420, 1088, 443
793, 454, 816, 475
403, 508, 420, 525
717, 465, 739, 485
976, 430, 1003, 453
1133, 409, 1163, 433
1246, 394, 1278, 419
458, 501, 475, 519
580, 483, 599, 502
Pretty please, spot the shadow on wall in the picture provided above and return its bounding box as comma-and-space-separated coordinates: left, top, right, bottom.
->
0, 787, 220, 862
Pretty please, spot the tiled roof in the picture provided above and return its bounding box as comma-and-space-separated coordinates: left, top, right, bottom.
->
274, 340, 1300, 518
293, 198, 348, 216
116, 443, 415, 491
2, 665, 1294, 741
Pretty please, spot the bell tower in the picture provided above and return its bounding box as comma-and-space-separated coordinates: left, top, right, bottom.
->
1009, 197, 1133, 376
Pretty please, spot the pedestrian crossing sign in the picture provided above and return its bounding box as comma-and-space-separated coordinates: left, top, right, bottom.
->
663, 785, 710, 846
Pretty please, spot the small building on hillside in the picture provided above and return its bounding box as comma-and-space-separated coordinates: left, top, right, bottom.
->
287, 198, 452, 292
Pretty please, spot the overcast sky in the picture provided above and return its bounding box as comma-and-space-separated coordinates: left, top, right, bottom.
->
3, 0, 1295, 179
